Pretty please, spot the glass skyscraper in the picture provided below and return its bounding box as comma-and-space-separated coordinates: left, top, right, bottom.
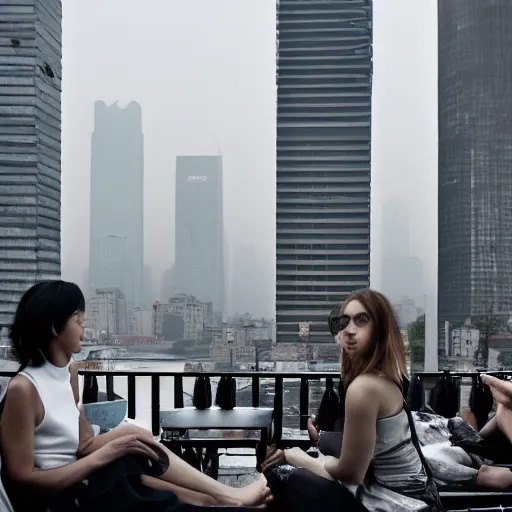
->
0, 1, 62, 332
275, 0, 372, 343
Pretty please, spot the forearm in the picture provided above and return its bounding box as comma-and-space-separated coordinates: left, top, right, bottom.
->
284, 448, 334, 480
18, 454, 101, 493
479, 415, 499, 439
78, 424, 153, 457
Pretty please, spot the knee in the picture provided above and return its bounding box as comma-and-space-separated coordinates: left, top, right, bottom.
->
114, 423, 153, 440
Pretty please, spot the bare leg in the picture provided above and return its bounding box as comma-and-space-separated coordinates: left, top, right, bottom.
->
94, 424, 270, 506
140, 475, 219, 505
157, 444, 270, 506
284, 447, 334, 481
494, 404, 512, 442
476, 465, 512, 490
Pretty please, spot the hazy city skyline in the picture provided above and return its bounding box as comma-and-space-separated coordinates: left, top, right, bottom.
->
60, 0, 438, 318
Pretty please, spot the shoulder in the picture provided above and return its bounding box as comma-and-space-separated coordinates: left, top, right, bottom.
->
5, 374, 38, 408
346, 375, 388, 410
347, 374, 386, 397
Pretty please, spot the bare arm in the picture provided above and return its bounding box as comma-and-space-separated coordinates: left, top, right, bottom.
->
324, 378, 378, 484
69, 364, 153, 457
1, 377, 102, 492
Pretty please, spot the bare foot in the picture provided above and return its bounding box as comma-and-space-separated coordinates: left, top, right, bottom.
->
226, 478, 272, 506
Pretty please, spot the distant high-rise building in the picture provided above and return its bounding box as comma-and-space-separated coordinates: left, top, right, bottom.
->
275, 1, 372, 342
174, 156, 224, 313
0, 1, 62, 332
89, 101, 144, 311
380, 199, 424, 310
229, 245, 273, 319
438, 1, 512, 360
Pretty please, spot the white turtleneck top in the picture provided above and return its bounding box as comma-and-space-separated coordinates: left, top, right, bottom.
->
19, 361, 80, 470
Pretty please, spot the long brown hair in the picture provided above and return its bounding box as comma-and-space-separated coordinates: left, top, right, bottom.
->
338, 289, 407, 390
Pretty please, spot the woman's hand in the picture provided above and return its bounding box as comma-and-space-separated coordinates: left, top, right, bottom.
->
481, 375, 512, 409
261, 445, 286, 473
91, 434, 160, 467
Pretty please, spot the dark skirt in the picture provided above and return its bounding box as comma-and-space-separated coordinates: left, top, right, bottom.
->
6, 455, 265, 512
266, 465, 369, 512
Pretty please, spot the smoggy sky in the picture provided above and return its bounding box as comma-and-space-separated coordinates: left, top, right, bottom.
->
60, 0, 437, 317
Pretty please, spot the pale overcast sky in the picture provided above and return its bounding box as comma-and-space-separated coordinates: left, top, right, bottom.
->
60, 0, 438, 316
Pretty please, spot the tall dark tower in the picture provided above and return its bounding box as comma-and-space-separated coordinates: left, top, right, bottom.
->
438, 1, 512, 363
275, 0, 372, 343
0, 1, 62, 334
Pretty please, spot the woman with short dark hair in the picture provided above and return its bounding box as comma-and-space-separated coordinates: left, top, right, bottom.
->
0, 280, 270, 512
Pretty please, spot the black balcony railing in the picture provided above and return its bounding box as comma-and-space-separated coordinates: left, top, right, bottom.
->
1, 368, 512, 438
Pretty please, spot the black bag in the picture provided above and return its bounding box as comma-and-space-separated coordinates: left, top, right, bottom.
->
428, 374, 458, 419
337, 379, 346, 419
407, 374, 425, 411
316, 377, 340, 431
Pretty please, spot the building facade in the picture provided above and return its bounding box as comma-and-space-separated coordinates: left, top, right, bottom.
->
85, 287, 128, 337
89, 101, 144, 311
438, 1, 512, 362
275, 0, 372, 342
154, 294, 205, 341
173, 156, 224, 313
0, 0, 62, 333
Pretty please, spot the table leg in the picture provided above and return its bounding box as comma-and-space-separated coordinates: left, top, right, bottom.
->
256, 427, 268, 473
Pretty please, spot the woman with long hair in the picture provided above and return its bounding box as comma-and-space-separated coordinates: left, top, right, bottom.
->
0, 281, 270, 512
262, 289, 441, 512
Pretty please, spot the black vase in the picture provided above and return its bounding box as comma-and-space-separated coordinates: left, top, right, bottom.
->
82, 375, 99, 405
215, 376, 236, 410
193, 375, 212, 410
316, 377, 340, 431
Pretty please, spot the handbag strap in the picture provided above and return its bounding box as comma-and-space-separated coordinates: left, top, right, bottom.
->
402, 399, 434, 480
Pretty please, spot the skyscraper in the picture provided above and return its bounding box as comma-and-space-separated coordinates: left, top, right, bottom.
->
381, 199, 424, 310
89, 101, 144, 310
173, 156, 224, 313
0, 1, 62, 332
275, 1, 372, 343
438, 1, 512, 361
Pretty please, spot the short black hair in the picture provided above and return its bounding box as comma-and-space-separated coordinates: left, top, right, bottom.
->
9, 280, 85, 367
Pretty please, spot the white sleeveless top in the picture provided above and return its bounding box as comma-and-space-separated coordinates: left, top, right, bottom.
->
19, 361, 80, 470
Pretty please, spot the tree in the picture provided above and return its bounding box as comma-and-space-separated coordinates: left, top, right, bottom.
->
408, 316, 425, 364
471, 314, 505, 367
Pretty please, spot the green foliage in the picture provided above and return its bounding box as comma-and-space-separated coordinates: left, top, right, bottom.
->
408, 316, 425, 363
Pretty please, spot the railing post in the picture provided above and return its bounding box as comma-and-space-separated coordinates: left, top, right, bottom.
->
252, 376, 260, 407
273, 376, 283, 444
299, 377, 309, 430
127, 375, 136, 419
106, 375, 114, 401
174, 375, 184, 409
151, 375, 160, 436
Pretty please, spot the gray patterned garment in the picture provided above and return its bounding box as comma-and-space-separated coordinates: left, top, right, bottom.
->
356, 408, 432, 511
412, 412, 487, 488
318, 409, 488, 510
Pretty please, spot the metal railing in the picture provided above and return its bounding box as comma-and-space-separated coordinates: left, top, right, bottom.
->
0, 368, 343, 438
2, 368, 511, 437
